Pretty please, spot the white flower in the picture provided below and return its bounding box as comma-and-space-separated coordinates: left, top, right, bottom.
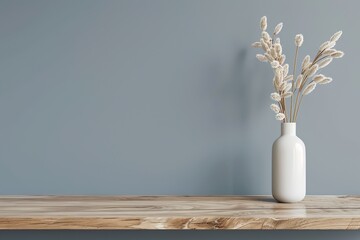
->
274, 22, 283, 35
256, 54, 267, 62
303, 82, 317, 95
271, 61, 280, 68
295, 34, 304, 47
270, 104, 280, 113
330, 31, 342, 42
260, 16, 267, 31
271, 92, 281, 101
275, 113, 285, 121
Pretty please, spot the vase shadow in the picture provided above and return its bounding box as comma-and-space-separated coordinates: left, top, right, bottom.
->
202, 47, 271, 195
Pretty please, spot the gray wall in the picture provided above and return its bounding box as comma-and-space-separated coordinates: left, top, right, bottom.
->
0, 0, 359, 239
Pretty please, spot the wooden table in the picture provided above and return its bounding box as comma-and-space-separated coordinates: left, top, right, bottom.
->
0, 195, 359, 230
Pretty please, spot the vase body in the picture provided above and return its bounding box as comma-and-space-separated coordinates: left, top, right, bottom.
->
272, 123, 306, 203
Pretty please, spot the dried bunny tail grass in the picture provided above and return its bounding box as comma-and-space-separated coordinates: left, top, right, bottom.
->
283, 64, 289, 77
319, 41, 335, 51
274, 22, 283, 35
284, 75, 293, 81
251, 42, 262, 48
271, 48, 278, 58
279, 81, 287, 91
302, 82, 317, 95
295, 34, 304, 47
323, 48, 337, 55
260, 16, 267, 31
275, 38, 281, 44
330, 31, 343, 42
301, 55, 310, 70
260, 39, 269, 52
275, 113, 285, 121
256, 54, 268, 62
331, 51, 344, 58
262, 31, 271, 42
271, 61, 280, 68
265, 53, 274, 62
318, 77, 333, 85
318, 57, 333, 68
279, 54, 286, 65
306, 64, 319, 78
270, 104, 280, 113
282, 92, 293, 98
284, 83, 292, 92
296, 74, 304, 88
274, 43, 282, 55
313, 74, 325, 83
271, 92, 281, 101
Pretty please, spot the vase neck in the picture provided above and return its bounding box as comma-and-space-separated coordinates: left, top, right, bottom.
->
281, 123, 296, 136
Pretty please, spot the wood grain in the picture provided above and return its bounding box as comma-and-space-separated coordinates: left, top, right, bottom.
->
0, 195, 360, 230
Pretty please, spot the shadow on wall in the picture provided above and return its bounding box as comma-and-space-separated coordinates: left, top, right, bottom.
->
203, 47, 270, 195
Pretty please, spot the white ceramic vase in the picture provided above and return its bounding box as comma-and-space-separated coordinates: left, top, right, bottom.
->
272, 123, 306, 203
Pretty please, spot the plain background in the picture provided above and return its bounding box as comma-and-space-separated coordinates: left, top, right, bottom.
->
0, 0, 359, 239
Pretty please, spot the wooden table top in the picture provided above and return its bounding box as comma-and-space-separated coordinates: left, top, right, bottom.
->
0, 195, 359, 230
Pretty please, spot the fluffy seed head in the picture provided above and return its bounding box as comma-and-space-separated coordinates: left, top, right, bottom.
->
260, 39, 269, 52
319, 41, 335, 51
323, 49, 337, 55
313, 74, 325, 83
331, 51, 344, 58
251, 42, 262, 48
295, 34, 304, 47
256, 54, 267, 62
274, 22, 283, 35
271, 61, 280, 68
275, 113, 285, 121
301, 55, 311, 70
303, 82, 317, 95
262, 31, 271, 42
296, 75, 304, 88
275, 38, 281, 44
270, 104, 280, 113
318, 58, 332, 69
284, 75, 293, 81
279, 54, 286, 65
274, 43, 282, 55
282, 92, 293, 98
318, 77, 333, 85
330, 31, 342, 42
283, 64, 289, 77
306, 64, 319, 78
260, 16, 267, 31
271, 92, 281, 101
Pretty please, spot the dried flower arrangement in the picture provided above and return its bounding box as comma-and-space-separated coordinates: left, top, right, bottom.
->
252, 16, 344, 122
